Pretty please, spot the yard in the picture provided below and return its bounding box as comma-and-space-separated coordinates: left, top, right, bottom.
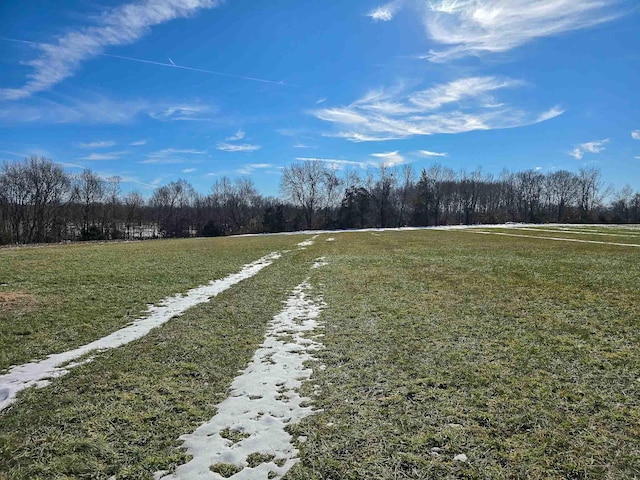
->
1, 226, 639, 479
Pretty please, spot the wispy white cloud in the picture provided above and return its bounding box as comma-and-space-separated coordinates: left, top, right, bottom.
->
410, 77, 522, 110
236, 163, 274, 175
536, 106, 565, 123
316, 98, 327, 105
149, 148, 206, 157
78, 151, 129, 161
0, 96, 214, 125
0, 0, 223, 100
0, 150, 27, 158
0, 96, 151, 124
141, 148, 206, 164
370, 151, 406, 167
56, 161, 85, 169
296, 157, 370, 170
130, 139, 147, 146
296, 154, 407, 170
314, 76, 563, 142
76, 140, 115, 149
149, 104, 213, 121
368, 1, 402, 22
568, 138, 610, 160
632, 130, 640, 140
1, 148, 50, 159
416, 150, 447, 157
226, 129, 246, 141
423, 0, 621, 62
216, 142, 261, 152
181, 168, 197, 173
121, 176, 158, 190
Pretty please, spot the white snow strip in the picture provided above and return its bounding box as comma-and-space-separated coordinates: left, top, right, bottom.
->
0, 252, 281, 412
157, 279, 326, 480
231, 223, 640, 239
296, 235, 319, 249
512, 227, 640, 238
326, 238, 335, 242
311, 257, 328, 269
471, 231, 640, 247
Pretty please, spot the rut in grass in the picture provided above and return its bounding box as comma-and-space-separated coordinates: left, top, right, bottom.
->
156, 269, 326, 480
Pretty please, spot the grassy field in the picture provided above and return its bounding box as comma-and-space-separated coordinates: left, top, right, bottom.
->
1, 226, 639, 479
0, 236, 301, 370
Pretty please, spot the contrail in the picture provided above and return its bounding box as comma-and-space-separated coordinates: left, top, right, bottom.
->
101, 52, 298, 87
0, 36, 297, 88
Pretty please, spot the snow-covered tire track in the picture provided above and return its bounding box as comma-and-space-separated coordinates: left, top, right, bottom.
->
157, 269, 326, 480
470, 230, 640, 247
0, 252, 282, 412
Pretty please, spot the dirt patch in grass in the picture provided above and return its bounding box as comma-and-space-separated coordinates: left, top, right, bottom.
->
0, 292, 35, 308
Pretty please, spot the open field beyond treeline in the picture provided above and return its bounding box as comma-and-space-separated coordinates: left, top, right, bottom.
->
1, 225, 639, 479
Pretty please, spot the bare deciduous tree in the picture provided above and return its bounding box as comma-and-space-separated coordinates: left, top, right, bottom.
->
546, 170, 578, 222
280, 160, 328, 229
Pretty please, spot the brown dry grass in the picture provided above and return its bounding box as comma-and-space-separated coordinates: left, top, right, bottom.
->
0, 291, 34, 306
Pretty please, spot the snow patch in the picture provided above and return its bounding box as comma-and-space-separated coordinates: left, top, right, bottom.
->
325, 238, 335, 242
157, 280, 325, 480
0, 252, 281, 412
311, 257, 328, 269
510, 227, 640, 237
472, 230, 640, 248
296, 235, 319, 249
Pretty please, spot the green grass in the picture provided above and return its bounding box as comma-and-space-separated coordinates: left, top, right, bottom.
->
1, 228, 639, 479
286, 229, 640, 479
0, 235, 301, 371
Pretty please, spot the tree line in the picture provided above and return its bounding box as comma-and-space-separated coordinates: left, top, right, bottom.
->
1, 156, 638, 244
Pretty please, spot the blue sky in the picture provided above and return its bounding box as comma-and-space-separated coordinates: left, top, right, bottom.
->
1, 0, 639, 197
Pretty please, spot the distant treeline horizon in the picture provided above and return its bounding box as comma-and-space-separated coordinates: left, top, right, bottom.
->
1, 155, 638, 244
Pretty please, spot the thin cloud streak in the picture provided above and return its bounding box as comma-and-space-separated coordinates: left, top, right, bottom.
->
0, 97, 217, 125
141, 148, 206, 164
217, 142, 261, 152
78, 152, 128, 161
236, 163, 274, 175
149, 104, 213, 121
296, 157, 371, 170
296, 154, 407, 170
76, 140, 116, 149
416, 150, 447, 157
